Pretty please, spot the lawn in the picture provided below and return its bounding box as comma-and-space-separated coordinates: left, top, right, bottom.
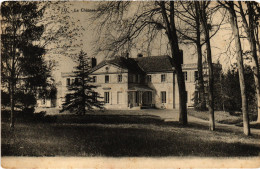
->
188, 109, 256, 125
2, 113, 260, 157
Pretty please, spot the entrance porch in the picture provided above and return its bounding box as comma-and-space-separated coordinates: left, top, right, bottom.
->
128, 86, 154, 109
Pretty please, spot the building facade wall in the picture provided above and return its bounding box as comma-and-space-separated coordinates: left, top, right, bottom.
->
175, 64, 198, 109
39, 59, 200, 111
91, 64, 129, 109
147, 72, 175, 109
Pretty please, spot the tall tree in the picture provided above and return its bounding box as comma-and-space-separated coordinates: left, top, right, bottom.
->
238, 1, 260, 122
160, 1, 187, 124
198, 1, 215, 131
219, 1, 250, 135
175, 2, 225, 111
93, 1, 188, 125
62, 50, 103, 115
1, 2, 50, 129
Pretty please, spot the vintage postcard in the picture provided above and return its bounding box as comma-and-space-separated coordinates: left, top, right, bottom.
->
1, 1, 260, 168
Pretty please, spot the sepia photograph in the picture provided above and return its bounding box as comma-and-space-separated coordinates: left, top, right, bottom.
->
1, 1, 260, 168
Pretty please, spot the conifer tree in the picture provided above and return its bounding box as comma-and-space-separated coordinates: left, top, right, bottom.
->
62, 50, 103, 115
1, 2, 50, 129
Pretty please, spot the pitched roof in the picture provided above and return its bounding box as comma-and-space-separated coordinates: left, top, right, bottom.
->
90, 57, 144, 73
91, 55, 174, 74
134, 55, 174, 73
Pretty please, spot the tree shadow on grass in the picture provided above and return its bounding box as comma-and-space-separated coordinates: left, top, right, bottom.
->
56, 114, 257, 136
4, 123, 258, 157
56, 114, 165, 125
2, 114, 260, 157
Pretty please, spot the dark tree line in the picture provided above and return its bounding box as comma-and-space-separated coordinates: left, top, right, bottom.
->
194, 63, 256, 119
1, 2, 52, 129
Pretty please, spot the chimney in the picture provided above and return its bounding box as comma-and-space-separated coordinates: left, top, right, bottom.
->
137, 53, 143, 58
91, 57, 97, 68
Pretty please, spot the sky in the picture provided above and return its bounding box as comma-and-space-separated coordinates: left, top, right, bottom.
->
42, 1, 257, 83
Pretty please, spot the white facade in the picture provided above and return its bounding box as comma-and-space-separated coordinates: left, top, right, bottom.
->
37, 56, 200, 110
91, 64, 129, 109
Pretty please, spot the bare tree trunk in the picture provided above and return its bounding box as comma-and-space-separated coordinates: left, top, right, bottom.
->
160, 1, 187, 125
195, 2, 206, 111
253, 66, 260, 122
256, 25, 260, 122
10, 81, 15, 129
250, 38, 260, 122
199, 2, 215, 131
228, 2, 250, 135
247, 2, 260, 122
239, 1, 260, 122
197, 42, 207, 110
175, 62, 188, 124
170, 2, 187, 125
10, 9, 16, 130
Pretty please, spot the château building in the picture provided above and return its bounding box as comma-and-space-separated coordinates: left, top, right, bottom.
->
37, 54, 200, 110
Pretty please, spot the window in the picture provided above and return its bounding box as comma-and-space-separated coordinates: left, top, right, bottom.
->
66, 78, 70, 86
194, 71, 198, 81
161, 74, 166, 82
72, 78, 75, 85
161, 91, 166, 103
105, 75, 109, 83
183, 71, 187, 81
118, 75, 122, 83
93, 76, 96, 83
93, 92, 97, 102
104, 92, 109, 103
147, 75, 151, 82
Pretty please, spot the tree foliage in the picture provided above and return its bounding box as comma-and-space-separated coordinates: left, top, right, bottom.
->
194, 64, 256, 119
1, 1, 51, 128
62, 51, 103, 115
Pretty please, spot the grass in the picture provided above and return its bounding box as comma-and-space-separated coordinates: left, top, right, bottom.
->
2, 113, 260, 157
188, 109, 249, 124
